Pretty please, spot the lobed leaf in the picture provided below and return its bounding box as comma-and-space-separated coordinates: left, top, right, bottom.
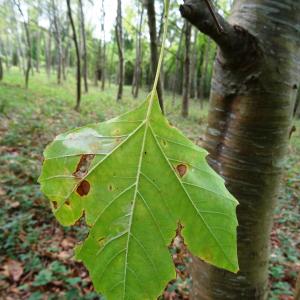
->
39, 94, 239, 300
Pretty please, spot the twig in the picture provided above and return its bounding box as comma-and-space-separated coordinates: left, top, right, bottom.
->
203, 0, 224, 34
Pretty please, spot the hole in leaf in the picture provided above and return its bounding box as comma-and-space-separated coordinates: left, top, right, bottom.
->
73, 154, 95, 178
144, 151, 147, 155
176, 164, 188, 177
77, 180, 90, 196
160, 221, 192, 299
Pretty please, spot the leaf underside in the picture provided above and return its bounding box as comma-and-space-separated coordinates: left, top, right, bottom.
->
39, 94, 239, 300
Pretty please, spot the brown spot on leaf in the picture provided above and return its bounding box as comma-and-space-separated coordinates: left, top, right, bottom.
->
108, 184, 113, 192
162, 139, 167, 147
77, 180, 90, 196
176, 164, 187, 177
65, 200, 71, 206
73, 154, 95, 178
52, 201, 58, 209
98, 237, 106, 248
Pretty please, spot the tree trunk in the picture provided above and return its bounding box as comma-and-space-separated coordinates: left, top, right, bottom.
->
94, 40, 101, 87
79, 0, 88, 93
36, 30, 40, 73
0, 56, 3, 81
132, 2, 144, 98
46, 29, 52, 77
199, 36, 211, 108
145, 0, 164, 113
9, 0, 26, 74
190, 28, 198, 98
182, 21, 192, 118
15, 0, 31, 89
100, 0, 106, 91
51, 0, 63, 84
115, 0, 124, 101
172, 24, 184, 103
180, 0, 300, 299
66, 0, 81, 111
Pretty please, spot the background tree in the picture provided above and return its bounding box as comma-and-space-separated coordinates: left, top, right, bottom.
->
180, 0, 300, 299
115, 0, 124, 101
14, 0, 31, 88
51, 0, 63, 84
78, 0, 88, 93
131, 0, 144, 98
181, 20, 191, 117
0, 55, 3, 81
66, 0, 81, 111
100, 0, 106, 90
145, 0, 164, 112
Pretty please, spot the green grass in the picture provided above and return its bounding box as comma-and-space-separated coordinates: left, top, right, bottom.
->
0, 68, 299, 299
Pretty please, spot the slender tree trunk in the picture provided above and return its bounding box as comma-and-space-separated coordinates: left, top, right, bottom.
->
46, 29, 52, 77
145, 0, 164, 113
181, 0, 300, 299
51, 0, 63, 84
15, 0, 31, 89
115, 0, 124, 101
172, 24, 184, 102
100, 0, 106, 91
0, 56, 3, 81
79, 0, 88, 93
182, 21, 192, 117
36, 30, 40, 73
5, 29, 11, 71
293, 84, 300, 118
66, 0, 81, 111
62, 23, 70, 81
94, 40, 101, 87
199, 37, 211, 108
190, 28, 198, 98
132, 3, 144, 98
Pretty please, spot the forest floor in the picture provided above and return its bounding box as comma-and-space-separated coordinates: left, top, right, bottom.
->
0, 69, 299, 300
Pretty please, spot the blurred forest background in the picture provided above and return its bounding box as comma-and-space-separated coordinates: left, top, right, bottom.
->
0, 0, 299, 299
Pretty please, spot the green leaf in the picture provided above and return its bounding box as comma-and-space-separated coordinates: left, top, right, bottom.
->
39, 94, 238, 300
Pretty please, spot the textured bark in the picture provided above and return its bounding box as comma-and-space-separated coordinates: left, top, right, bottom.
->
145, 0, 164, 113
181, 0, 300, 299
66, 0, 81, 111
182, 21, 192, 118
115, 0, 124, 101
79, 0, 88, 93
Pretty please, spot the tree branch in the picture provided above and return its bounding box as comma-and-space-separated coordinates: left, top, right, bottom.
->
179, 0, 261, 67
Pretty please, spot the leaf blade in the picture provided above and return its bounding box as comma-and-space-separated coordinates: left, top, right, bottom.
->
39, 94, 239, 300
